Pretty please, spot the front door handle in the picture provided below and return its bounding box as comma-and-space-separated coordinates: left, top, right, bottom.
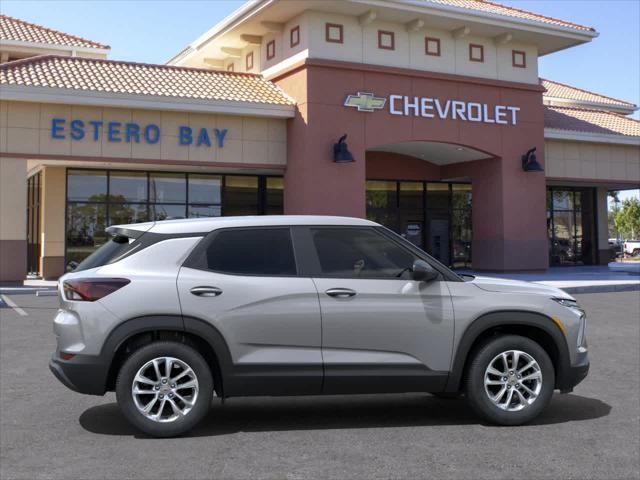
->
190, 286, 223, 297
325, 288, 357, 298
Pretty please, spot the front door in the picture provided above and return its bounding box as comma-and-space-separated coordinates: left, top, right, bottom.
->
177, 227, 322, 395
295, 226, 454, 394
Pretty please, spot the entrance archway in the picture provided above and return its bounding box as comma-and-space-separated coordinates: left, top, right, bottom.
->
365, 141, 498, 269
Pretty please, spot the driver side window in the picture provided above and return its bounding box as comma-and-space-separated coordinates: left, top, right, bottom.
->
309, 227, 417, 278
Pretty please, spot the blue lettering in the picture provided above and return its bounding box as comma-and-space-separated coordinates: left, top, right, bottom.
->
108, 122, 122, 142
179, 126, 192, 145
196, 128, 211, 147
214, 128, 228, 148
51, 118, 65, 139
126, 123, 140, 143
89, 120, 103, 141
70, 120, 84, 140
145, 124, 160, 144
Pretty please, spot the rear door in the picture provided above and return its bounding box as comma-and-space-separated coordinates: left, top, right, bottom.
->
177, 226, 322, 395
295, 226, 454, 394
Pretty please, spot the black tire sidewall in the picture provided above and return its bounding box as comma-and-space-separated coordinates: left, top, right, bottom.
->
466, 335, 555, 426
115, 341, 213, 437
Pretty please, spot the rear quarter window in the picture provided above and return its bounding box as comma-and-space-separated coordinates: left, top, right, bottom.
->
71, 235, 136, 272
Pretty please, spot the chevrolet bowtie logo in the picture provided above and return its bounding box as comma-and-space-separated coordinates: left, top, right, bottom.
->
344, 92, 387, 112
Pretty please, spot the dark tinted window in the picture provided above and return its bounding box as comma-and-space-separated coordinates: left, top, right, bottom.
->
73, 235, 133, 272
205, 228, 296, 276
309, 227, 416, 278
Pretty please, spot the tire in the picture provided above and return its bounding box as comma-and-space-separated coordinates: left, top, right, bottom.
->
465, 335, 554, 426
115, 341, 213, 437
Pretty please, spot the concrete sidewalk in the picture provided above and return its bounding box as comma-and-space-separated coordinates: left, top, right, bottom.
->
457, 265, 640, 294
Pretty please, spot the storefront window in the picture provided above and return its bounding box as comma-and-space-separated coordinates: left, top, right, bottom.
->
547, 187, 595, 265
451, 184, 472, 268
224, 176, 259, 215
65, 169, 283, 267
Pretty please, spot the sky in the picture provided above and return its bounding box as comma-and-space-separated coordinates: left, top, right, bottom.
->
1, 0, 638, 203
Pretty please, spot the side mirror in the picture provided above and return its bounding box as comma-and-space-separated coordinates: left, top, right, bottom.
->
411, 259, 439, 282
66, 261, 78, 272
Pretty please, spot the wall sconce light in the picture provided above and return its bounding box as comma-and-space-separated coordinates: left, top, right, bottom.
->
521, 147, 543, 172
333, 134, 354, 162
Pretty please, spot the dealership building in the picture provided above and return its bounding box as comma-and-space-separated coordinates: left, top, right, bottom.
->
1, 0, 639, 282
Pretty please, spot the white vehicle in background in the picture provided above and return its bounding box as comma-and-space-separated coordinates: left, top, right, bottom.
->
623, 240, 640, 256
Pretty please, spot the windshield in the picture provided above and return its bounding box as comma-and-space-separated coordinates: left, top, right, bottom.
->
71, 235, 134, 272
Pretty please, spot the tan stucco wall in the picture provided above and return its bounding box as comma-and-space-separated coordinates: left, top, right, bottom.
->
0, 101, 287, 167
545, 139, 640, 183
40, 166, 66, 258
0, 157, 27, 240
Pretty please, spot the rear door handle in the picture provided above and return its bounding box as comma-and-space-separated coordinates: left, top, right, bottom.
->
190, 286, 223, 297
325, 288, 357, 298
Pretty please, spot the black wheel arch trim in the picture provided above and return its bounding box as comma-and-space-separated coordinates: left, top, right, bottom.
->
98, 314, 234, 395
445, 310, 571, 393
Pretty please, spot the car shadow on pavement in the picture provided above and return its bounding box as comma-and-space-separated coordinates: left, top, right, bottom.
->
79, 393, 611, 438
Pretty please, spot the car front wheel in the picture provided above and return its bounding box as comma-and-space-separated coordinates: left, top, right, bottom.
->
465, 335, 554, 425
115, 341, 213, 437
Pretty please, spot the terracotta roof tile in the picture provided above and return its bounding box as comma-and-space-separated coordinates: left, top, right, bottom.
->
0, 55, 294, 106
542, 78, 636, 109
544, 105, 640, 137
424, 0, 594, 32
0, 14, 109, 50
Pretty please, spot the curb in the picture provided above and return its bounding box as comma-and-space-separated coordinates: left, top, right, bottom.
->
561, 284, 640, 294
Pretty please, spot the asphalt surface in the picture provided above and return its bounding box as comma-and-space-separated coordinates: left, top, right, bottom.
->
1, 291, 638, 480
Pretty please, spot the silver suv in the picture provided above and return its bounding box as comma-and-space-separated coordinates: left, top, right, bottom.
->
50, 216, 589, 437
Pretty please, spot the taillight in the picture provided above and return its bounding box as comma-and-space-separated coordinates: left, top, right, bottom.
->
63, 278, 130, 301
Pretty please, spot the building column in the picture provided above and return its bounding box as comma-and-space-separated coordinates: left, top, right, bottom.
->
596, 187, 610, 265
40, 166, 66, 279
0, 157, 27, 282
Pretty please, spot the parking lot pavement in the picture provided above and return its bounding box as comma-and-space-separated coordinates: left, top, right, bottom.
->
1, 292, 638, 480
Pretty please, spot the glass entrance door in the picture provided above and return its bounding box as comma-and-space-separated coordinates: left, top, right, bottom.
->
26, 172, 42, 276
547, 187, 596, 265
366, 180, 472, 268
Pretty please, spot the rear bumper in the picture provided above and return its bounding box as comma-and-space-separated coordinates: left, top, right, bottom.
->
49, 353, 108, 396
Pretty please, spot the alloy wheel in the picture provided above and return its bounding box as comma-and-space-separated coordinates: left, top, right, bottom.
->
484, 350, 542, 412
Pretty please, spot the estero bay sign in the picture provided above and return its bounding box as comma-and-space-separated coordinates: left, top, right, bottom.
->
345, 92, 521, 125
50, 118, 229, 147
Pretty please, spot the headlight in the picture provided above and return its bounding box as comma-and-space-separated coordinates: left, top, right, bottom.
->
552, 297, 584, 314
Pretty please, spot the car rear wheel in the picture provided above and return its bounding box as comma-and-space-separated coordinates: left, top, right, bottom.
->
465, 335, 554, 425
115, 341, 213, 437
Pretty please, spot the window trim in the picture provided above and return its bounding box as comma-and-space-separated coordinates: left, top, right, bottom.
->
425, 37, 441, 57
245, 51, 254, 71
325, 23, 344, 44
266, 40, 276, 60
183, 226, 300, 277
378, 30, 395, 51
469, 43, 484, 63
290, 25, 300, 48
512, 49, 526, 68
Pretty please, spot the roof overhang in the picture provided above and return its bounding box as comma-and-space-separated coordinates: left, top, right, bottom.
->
0, 39, 110, 56
169, 0, 598, 65
544, 128, 640, 146
0, 84, 295, 118
544, 97, 638, 116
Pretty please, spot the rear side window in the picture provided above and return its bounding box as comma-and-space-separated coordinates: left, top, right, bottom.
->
72, 235, 134, 272
200, 228, 296, 276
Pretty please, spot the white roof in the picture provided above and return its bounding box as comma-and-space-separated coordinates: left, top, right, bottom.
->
113, 215, 378, 235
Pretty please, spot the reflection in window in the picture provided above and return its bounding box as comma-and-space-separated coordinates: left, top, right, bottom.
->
149, 173, 186, 203
188, 205, 222, 218
189, 175, 221, 204
67, 170, 107, 202
151, 204, 186, 221
109, 203, 149, 226
547, 187, 595, 265
66, 203, 107, 265
266, 177, 284, 214
110, 171, 147, 202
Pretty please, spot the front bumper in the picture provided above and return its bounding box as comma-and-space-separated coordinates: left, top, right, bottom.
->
557, 356, 590, 393
49, 353, 109, 396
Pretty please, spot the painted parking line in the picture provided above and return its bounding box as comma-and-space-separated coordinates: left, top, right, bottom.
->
0, 294, 28, 317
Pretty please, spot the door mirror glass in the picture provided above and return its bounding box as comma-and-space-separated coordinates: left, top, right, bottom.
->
411, 259, 438, 282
